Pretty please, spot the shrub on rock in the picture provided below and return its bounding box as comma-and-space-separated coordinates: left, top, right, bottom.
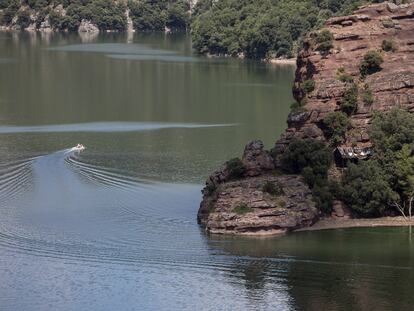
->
339, 83, 358, 115
232, 203, 253, 215
360, 50, 383, 77
322, 111, 351, 145
315, 29, 333, 55
262, 181, 284, 196
225, 158, 246, 180
302, 79, 315, 94
381, 39, 396, 52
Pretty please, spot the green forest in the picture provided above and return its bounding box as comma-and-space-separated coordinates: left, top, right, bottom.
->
0, 0, 393, 59
0, 0, 191, 32
191, 0, 388, 59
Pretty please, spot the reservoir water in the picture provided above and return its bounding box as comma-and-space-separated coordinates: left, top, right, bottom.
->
0, 32, 413, 311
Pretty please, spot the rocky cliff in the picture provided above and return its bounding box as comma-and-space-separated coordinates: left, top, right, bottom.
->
198, 1, 414, 235
275, 1, 414, 160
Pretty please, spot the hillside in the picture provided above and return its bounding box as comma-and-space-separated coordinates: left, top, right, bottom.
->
0, 0, 193, 32
190, 0, 385, 59
198, 1, 414, 235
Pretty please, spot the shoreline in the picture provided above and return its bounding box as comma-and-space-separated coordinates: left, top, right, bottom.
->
266, 58, 297, 65
208, 217, 414, 238
295, 216, 414, 232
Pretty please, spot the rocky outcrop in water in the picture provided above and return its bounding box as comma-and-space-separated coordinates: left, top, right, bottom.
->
197, 140, 319, 235
198, 173, 319, 235
198, 1, 414, 235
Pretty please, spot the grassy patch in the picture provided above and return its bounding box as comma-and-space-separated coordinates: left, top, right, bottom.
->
382, 39, 397, 52
232, 203, 253, 215
302, 79, 315, 94
336, 67, 354, 83
262, 181, 285, 196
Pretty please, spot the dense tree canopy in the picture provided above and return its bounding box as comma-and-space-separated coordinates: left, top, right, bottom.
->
129, 0, 190, 31
338, 109, 414, 217
191, 0, 375, 58
340, 160, 398, 216
0, 0, 191, 32
281, 138, 334, 212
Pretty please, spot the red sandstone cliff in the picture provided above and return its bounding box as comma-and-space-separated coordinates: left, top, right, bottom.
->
274, 1, 414, 160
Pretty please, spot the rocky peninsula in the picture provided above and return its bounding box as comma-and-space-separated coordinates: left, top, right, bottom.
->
198, 1, 414, 235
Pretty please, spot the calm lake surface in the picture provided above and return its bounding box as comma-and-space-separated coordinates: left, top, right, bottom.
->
0, 32, 413, 311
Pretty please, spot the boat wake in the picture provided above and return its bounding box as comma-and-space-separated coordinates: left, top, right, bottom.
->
0, 147, 214, 268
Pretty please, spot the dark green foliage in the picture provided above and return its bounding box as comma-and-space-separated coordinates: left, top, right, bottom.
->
88, 0, 127, 31
311, 181, 337, 213
290, 98, 307, 113
17, 9, 31, 29
322, 111, 350, 145
1, 0, 128, 31
232, 203, 253, 214
282, 138, 333, 212
35, 7, 50, 28
339, 160, 398, 216
1, 1, 18, 25
204, 183, 217, 195
262, 181, 284, 196
225, 158, 246, 180
359, 50, 383, 76
315, 29, 333, 54
361, 84, 374, 105
25, 0, 52, 10
381, 39, 396, 52
339, 83, 358, 115
336, 67, 354, 83
338, 109, 414, 217
61, 0, 127, 31
49, 10, 63, 29
302, 79, 315, 94
282, 139, 332, 177
370, 108, 414, 154
130, 0, 167, 31
191, 0, 368, 59
0, 0, 15, 9
166, 0, 190, 30
130, 0, 190, 31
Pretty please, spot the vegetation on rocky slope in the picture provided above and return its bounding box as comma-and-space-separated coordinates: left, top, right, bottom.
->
0, 0, 191, 31
191, 0, 386, 59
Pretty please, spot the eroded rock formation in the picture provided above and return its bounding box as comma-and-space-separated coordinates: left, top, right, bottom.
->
198, 139, 319, 235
